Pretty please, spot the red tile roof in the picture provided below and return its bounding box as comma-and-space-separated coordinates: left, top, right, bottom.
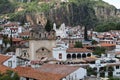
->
106, 63, 120, 66
100, 43, 116, 47
97, 35, 104, 38
83, 57, 97, 62
0, 54, 11, 64
15, 64, 80, 80
66, 48, 93, 53
69, 43, 74, 48
0, 54, 12, 73
10, 28, 18, 30
4, 22, 19, 27
12, 38, 22, 42
36, 64, 79, 75
15, 66, 65, 80
19, 31, 30, 36
115, 52, 120, 55
19, 40, 29, 44
0, 65, 12, 73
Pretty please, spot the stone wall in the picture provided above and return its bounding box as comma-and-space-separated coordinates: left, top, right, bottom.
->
29, 40, 56, 60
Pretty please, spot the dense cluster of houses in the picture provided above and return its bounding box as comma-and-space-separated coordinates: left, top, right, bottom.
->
1, 19, 120, 79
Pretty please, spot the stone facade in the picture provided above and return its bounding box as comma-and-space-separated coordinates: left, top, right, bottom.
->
30, 25, 56, 40
16, 24, 56, 60
29, 40, 56, 60
16, 47, 30, 59
16, 40, 56, 60
36, 47, 51, 60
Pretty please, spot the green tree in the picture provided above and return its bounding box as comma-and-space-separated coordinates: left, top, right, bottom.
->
87, 67, 97, 76
74, 41, 83, 48
84, 26, 88, 41
0, 27, 3, 31
0, 0, 15, 14
95, 22, 119, 32
0, 70, 19, 80
109, 77, 120, 80
3, 35, 10, 47
93, 46, 106, 56
45, 19, 53, 32
91, 40, 98, 45
116, 22, 120, 30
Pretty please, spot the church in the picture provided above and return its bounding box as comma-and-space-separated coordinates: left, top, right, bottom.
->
16, 23, 56, 60
53, 23, 69, 38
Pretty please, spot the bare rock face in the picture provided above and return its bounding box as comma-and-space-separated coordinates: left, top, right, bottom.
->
94, 6, 120, 21
24, 3, 120, 28
25, 13, 47, 26
3, 0, 120, 28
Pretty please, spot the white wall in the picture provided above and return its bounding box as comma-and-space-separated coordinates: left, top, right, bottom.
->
20, 77, 34, 80
18, 26, 22, 33
0, 39, 2, 45
20, 77, 26, 80
3, 55, 17, 68
53, 47, 67, 61
65, 67, 87, 80
113, 66, 120, 77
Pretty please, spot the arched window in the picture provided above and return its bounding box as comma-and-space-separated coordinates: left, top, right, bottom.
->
38, 21, 41, 24
72, 54, 76, 59
82, 54, 86, 58
67, 54, 71, 59
87, 53, 91, 57
42, 48, 44, 51
77, 54, 81, 59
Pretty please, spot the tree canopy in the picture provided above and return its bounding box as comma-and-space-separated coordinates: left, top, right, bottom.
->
91, 40, 98, 45
45, 20, 53, 32
74, 41, 83, 48
3, 35, 10, 47
0, 70, 19, 80
95, 22, 120, 32
0, 0, 15, 14
93, 46, 106, 56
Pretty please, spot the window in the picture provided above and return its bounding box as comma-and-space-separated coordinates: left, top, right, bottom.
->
22, 50, 29, 57
116, 72, 120, 74
59, 53, 62, 59
42, 48, 44, 51
39, 33, 41, 38
8, 61, 12, 67
116, 66, 119, 69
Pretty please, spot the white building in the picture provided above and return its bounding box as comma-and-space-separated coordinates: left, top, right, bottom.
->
64, 67, 87, 80
53, 46, 67, 61
16, 64, 87, 80
53, 45, 93, 61
53, 23, 69, 38
0, 54, 29, 68
61, 0, 69, 2
89, 55, 120, 77
1, 22, 23, 38
0, 36, 3, 53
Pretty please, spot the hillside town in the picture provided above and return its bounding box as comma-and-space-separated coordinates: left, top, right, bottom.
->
0, 18, 120, 80
1, 0, 120, 80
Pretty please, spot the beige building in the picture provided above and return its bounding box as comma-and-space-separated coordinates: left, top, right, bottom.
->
30, 25, 56, 40
29, 40, 56, 60
16, 23, 56, 60
16, 40, 56, 60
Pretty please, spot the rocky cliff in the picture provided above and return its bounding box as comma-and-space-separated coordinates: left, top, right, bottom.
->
1, 0, 120, 28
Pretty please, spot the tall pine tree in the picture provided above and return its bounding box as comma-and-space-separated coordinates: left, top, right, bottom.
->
45, 20, 53, 32
84, 26, 88, 41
